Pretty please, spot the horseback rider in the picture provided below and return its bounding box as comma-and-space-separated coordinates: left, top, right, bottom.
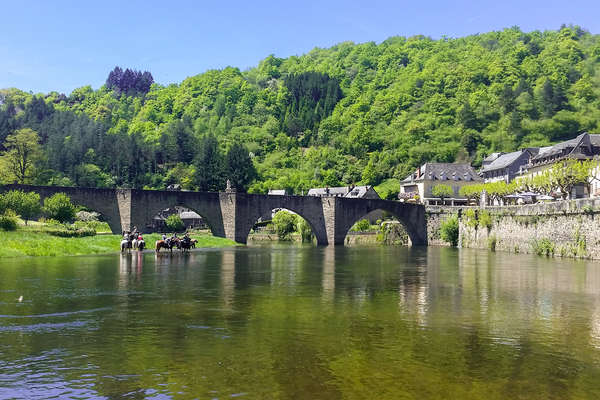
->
183, 232, 191, 245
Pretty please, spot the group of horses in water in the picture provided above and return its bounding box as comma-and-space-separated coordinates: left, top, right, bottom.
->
120, 231, 198, 253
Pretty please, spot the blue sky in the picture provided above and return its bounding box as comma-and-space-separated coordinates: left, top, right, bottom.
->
1, 0, 599, 93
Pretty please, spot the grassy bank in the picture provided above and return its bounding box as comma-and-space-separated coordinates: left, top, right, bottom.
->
0, 231, 238, 258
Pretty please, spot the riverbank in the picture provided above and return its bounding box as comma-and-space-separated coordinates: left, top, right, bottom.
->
0, 231, 238, 257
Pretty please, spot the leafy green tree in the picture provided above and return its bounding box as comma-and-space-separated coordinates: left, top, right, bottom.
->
226, 142, 257, 192
272, 210, 297, 241
431, 184, 454, 203
297, 217, 313, 243
0, 128, 42, 184
43, 193, 76, 223
550, 159, 592, 199
165, 214, 185, 231
2, 190, 41, 225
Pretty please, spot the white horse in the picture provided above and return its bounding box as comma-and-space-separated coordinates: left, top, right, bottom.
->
120, 238, 131, 252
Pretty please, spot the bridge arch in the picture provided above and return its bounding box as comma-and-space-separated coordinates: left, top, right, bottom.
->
129, 190, 226, 237
233, 194, 329, 245
243, 204, 327, 245
336, 198, 427, 246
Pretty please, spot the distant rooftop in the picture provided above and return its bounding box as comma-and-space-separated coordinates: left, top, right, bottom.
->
480, 149, 538, 173
307, 185, 377, 198
402, 163, 482, 183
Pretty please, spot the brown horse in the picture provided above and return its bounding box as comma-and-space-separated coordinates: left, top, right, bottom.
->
155, 238, 181, 252
155, 240, 171, 253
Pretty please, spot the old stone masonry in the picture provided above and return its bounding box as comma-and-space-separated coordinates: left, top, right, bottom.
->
1, 184, 427, 246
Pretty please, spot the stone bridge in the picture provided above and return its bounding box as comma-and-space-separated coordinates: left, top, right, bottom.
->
1, 184, 427, 246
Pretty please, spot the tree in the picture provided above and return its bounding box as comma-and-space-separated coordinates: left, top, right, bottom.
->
459, 184, 484, 204
194, 134, 226, 192
43, 193, 76, 223
226, 142, 257, 192
431, 184, 454, 204
550, 159, 591, 199
2, 190, 41, 225
297, 217, 313, 243
272, 210, 297, 240
165, 214, 185, 231
0, 128, 42, 184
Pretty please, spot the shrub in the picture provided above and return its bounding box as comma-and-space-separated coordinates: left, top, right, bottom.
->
440, 215, 459, 246
47, 226, 96, 237
76, 210, 101, 222
165, 214, 185, 231
478, 210, 493, 230
351, 219, 371, 232
532, 238, 555, 257
2, 190, 41, 225
272, 210, 297, 240
297, 218, 313, 243
73, 220, 111, 232
0, 210, 19, 231
463, 209, 478, 228
43, 193, 76, 223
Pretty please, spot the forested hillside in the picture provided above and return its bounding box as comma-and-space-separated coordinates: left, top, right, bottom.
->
1, 26, 600, 196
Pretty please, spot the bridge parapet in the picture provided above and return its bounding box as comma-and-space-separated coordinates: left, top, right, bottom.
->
0, 184, 427, 246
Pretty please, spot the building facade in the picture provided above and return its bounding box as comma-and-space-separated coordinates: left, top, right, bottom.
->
480, 149, 539, 183
400, 163, 482, 205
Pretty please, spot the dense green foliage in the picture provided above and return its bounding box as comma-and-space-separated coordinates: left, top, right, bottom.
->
440, 215, 459, 246
2, 190, 41, 224
431, 184, 454, 200
165, 214, 185, 231
43, 193, 76, 223
1, 26, 600, 193
272, 210, 298, 240
0, 210, 18, 231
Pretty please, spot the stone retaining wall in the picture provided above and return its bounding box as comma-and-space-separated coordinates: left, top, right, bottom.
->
427, 199, 600, 259
425, 206, 459, 247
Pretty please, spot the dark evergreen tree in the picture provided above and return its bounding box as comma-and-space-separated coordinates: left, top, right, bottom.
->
226, 142, 257, 192
105, 66, 153, 95
282, 72, 343, 138
194, 134, 225, 192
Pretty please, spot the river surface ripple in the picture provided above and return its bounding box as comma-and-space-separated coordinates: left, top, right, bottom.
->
1, 245, 600, 399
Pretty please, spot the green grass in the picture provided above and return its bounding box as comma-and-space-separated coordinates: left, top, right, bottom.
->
0, 231, 238, 258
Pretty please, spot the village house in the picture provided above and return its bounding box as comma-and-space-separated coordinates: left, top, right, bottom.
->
400, 163, 482, 205
307, 185, 380, 199
479, 148, 539, 183
520, 132, 600, 198
153, 206, 206, 231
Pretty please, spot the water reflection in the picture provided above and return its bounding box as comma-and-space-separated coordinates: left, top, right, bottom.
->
2, 247, 600, 399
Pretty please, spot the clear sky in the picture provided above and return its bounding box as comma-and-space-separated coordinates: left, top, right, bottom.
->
1, 0, 599, 94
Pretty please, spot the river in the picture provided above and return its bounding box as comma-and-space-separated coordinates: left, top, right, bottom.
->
1, 245, 600, 399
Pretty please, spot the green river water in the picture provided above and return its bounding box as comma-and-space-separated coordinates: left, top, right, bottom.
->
1, 245, 600, 399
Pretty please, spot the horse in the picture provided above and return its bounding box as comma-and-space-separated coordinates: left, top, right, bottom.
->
190, 239, 198, 249
137, 240, 145, 251
120, 238, 132, 253
155, 240, 170, 253
180, 238, 193, 252
155, 238, 179, 253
